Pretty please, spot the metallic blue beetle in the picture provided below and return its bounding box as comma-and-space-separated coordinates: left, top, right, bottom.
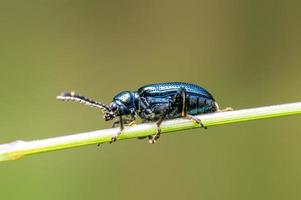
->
57, 82, 230, 143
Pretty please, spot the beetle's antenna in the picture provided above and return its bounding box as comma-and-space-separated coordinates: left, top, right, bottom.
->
56, 92, 110, 112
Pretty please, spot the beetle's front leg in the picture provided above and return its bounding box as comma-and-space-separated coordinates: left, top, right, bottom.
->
110, 115, 124, 143
110, 114, 137, 143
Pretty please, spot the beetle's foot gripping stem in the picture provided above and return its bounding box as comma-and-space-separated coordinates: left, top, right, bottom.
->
112, 120, 136, 128
148, 127, 161, 144
186, 115, 207, 129
110, 116, 124, 144
218, 107, 233, 112
128, 120, 137, 127
110, 136, 117, 144
110, 129, 122, 144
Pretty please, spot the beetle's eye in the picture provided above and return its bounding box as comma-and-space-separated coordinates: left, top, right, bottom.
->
110, 102, 118, 111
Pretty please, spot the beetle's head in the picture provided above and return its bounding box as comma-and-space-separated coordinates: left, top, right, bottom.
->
104, 91, 137, 121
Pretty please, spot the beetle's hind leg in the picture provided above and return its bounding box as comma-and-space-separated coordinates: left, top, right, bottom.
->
178, 88, 207, 128
218, 107, 234, 112
215, 102, 234, 112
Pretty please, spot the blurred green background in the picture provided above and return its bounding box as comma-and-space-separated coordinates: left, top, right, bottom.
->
0, 0, 301, 199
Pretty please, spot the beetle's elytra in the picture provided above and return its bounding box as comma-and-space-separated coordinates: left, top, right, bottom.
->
57, 82, 232, 143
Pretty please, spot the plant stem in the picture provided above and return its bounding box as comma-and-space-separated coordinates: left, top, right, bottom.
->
1, 102, 301, 162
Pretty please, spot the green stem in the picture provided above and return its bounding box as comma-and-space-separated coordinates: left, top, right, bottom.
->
1, 102, 301, 162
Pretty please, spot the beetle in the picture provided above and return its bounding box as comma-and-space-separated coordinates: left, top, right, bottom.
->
57, 82, 232, 144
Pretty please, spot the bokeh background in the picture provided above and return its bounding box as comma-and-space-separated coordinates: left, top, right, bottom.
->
1, 0, 301, 199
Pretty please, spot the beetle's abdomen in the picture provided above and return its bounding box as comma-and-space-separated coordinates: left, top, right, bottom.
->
187, 94, 217, 115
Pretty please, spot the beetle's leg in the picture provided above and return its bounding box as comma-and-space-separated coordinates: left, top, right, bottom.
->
178, 88, 207, 128
215, 102, 233, 112
180, 88, 187, 117
112, 120, 135, 127
186, 115, 206, 129
218, 107, 233, 112
139, 97, 153, 119
149, 89, 192, 144
128, 120, 137, 126
110, 116, 124, 143
112, 120, 120, 128
149, 107, 169, 144
127, 114, 137, 127
140, 96, 150, 108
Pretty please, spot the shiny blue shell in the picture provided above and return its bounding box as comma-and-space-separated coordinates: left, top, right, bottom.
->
138, 82, 215, 100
